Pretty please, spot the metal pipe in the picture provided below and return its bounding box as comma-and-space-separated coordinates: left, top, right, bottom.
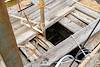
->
0, 0, 23, 67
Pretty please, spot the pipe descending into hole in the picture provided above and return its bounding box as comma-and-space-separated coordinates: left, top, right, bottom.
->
0, 0, 23, 67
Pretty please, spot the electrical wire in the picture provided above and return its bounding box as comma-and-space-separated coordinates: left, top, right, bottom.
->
82, 19, 100, 48
69, 19, 100, 67
92, 42, 100, 51
55, 55, 74, 67
71, 35, 86, 57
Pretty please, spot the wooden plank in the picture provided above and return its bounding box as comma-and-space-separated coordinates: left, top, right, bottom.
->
39, 19, 100, 66
71, 12, 91, 24
74, 10, 95, 22
19, 42, 41, 61
66, 14, 87, 27
74, 3, 100, 19
16, 30, 36, 45
34, 6, 75, 27
29, 9, 47, 21
78, 42, 100, 67
62, 0, 78, 6
37, 35, 54, 48
29, 0, 65, 20
9, 0, 64, 45
30, 40, 46, 54
80, 0, 100, 12
85, 32, 100, 51
28, 0, 56, 19
11, 20, 24, 31
10, 17, 20, 23
8, 9, 22, 24
46, 1, 72, 21
18, 0, 55, 16
39, 37, 78, 66
47, 0, 65, 10
34, 37, 49, 50
29, 0, 69, 21
8, 0, 55, 24
72, 18, 100, 44
59, 17, 82, 33
71, 10, 95, 24
45, 6, 75, 29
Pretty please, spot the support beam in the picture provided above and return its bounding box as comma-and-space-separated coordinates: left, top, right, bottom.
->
59, 17, 82, 33
0, 0, 23, 67
39, 0, 45, 36
78, 42, 100, 67
39, 18, 100, 66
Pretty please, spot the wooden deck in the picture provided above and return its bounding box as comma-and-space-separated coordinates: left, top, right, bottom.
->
4, 0, 100, 66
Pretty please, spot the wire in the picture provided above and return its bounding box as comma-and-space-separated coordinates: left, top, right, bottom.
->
71, 35, 86, 57
55, 55, 74, 67
69, 19, 100, 67
92, 42, 100, 51
82, 19, 100, 48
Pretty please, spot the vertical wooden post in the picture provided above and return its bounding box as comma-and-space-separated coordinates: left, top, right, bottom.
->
39, 0, 45, 36
0, 0, 23, 67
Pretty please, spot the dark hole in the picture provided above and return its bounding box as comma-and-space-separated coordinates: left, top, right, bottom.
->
46, 22, 74, 45
76, 49, 90, 60
69, 47, 80, 57
69, 47, 90, 60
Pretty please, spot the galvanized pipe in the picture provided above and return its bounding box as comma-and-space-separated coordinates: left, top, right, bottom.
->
0, 0, 23, 67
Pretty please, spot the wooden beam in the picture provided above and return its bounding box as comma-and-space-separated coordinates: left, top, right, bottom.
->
66, 14, 87, 27
39, 0, 45, 35
71, 12, 93, 24
39, 18, 100, 66
59, 17, 82, 33
78, 42, 100, 67
74, 3, 100, 19
0, 0, 23, 67
45, 6, 75, 29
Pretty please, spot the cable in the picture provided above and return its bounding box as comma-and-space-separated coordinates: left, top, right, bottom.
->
69, 19, 100, 67
92, 42, 100, 51
55, 55, 74, 67
71, 35, 86, 57
82, 19, 100, 48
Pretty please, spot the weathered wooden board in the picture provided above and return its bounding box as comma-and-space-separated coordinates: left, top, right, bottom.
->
7, 0, 100, 67
74, 3, 100, 19
29, 0, 71, 21
80, 0, 100, 12
85, 32, 100, 51
72, 19, 100, 44
59, 17, 82, 33
16, 28, 36, 45
71, 10, 94, 24
20, 42, 41, 61
13, 6, 74, 45
12, 20, 24, 31
66, 14, 87, 27
39, 19, 100, 66
45, 6, 75, 29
